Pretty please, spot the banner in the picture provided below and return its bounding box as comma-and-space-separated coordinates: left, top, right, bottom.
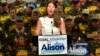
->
38, 35, 67, 55
68, 43, 89, 56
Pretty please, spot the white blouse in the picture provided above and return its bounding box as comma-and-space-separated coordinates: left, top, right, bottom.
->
39, 16, 62, 35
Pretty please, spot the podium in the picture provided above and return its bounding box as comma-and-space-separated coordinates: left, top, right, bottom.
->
32, 35, 89, 56
38, 35, 67, 55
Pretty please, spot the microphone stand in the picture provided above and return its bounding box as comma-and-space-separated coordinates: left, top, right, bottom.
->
51, 21, 53, 35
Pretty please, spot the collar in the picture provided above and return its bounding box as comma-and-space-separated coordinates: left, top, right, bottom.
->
10, 16, 16, 22
15, 27, 25, 33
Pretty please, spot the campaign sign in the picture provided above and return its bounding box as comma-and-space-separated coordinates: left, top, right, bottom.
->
68, 43, 89, 56
38, 35, 67, 55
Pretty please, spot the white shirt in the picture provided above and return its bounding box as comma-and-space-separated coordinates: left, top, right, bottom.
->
39, 16, 61, 35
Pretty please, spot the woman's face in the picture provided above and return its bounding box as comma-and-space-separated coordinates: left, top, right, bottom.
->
32, 12, 39, 20
91, 20, 99, 27
27, 7, 33, 13
47, 3, 56, 17
81, 14, 89, 21
57, 0, 62, 5
16, 21, 24, 29
17, 36, 25, 46
10, 9, 16, 17
72, 31, 79, 39
65, 20, 73, 28
73, 3, 81, 10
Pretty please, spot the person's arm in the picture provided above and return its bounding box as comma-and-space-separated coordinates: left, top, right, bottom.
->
34, 19, 42, 35
86, 28, 98, 39
87, 33, 98, 39
60, 18, 66, 35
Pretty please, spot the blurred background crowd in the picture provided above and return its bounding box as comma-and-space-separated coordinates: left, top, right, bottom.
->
0, 0, 100, 56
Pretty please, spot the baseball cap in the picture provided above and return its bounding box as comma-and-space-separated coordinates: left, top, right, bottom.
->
82, 9, 89, 15
91, 14, 100, 20
16, 12, 24, 22
27, 2, 37, 9
91, 14, 100, 22
65, 15, 73, 20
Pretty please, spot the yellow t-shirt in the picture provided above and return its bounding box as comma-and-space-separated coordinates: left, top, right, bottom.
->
16, 50, 28, 56
96, 48, 100, 56
0, 52, 3, 56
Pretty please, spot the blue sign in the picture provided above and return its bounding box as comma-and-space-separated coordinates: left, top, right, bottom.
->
68, 43, 89, 56
38, 35, 67, 55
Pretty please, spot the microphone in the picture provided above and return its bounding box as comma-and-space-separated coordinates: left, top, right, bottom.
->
51, 21, 53, 35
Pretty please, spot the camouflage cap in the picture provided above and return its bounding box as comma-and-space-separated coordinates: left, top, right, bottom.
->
16, 16, 23, 21
16, 12, 24, 21
27, 2, 37, 9
91, 14, 100, 20
65, 15, 73, 20
91, 14, 100, 22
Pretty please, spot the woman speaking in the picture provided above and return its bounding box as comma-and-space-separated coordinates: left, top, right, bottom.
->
35, 1, 66, 35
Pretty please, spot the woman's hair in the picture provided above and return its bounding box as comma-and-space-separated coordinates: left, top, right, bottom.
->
44, 1, 61, 28
54, 7, 61, 28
